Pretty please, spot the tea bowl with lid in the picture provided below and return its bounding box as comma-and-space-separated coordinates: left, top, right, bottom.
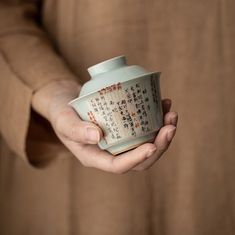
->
69, 55, 163, 155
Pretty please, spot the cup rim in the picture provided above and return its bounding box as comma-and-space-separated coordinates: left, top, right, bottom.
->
68, 71, 161, 106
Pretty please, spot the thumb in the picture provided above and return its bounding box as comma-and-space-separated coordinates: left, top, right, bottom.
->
55, 108, 103, 144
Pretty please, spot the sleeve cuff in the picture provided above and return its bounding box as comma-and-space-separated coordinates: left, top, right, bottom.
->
0, 51, 70, 167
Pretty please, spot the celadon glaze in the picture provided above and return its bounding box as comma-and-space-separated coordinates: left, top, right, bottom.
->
69, 55, 163, 155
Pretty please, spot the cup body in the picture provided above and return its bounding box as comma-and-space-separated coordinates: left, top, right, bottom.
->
70, 72, 163, 155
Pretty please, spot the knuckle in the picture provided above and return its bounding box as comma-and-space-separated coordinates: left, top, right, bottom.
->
70, 123, 84, 143
53, 109, 70, 128
157, 144, 168, 153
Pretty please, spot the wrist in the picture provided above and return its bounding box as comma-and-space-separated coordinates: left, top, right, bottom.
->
32, 79, 81, 121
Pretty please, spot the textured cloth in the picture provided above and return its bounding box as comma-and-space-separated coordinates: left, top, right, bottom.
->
0, 0, 235, 235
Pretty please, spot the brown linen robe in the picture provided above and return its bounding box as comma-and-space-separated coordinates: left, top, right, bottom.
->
0, 0, 235, 234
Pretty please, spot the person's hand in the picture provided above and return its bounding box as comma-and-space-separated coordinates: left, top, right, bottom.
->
32, 80, 178, 173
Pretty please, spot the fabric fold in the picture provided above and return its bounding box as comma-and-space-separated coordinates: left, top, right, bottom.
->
0, 2, 76, 165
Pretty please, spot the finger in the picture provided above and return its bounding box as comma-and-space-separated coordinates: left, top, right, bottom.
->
108, 143, 157, 173
72, 142, 157, 174
153, 125, 176, 158
55, 107, 103, 144
164, 111, 178, 126
162, 99, 172, 114
132, 125, 176, 171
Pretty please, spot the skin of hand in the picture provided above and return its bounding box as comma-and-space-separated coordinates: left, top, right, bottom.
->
32, 80, 178, 173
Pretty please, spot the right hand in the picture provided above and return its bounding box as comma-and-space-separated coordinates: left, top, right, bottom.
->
32, 80, 178, 174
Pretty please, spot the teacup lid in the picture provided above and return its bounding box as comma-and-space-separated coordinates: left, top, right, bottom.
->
77, 55, 156, 98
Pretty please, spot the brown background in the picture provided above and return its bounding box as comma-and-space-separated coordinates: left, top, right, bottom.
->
0, 0, 235, 234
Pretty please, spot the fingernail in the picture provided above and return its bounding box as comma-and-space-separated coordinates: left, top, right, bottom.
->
86, 127, 100, 143
147, 146, 157, 157
167, 127, 176, 142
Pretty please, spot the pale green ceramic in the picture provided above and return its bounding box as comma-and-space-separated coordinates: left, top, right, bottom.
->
69, 55, 163, 155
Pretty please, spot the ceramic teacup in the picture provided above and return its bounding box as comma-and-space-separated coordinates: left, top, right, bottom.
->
69, 56, 163, 155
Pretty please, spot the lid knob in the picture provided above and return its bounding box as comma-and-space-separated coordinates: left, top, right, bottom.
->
87, 55, 127, 78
